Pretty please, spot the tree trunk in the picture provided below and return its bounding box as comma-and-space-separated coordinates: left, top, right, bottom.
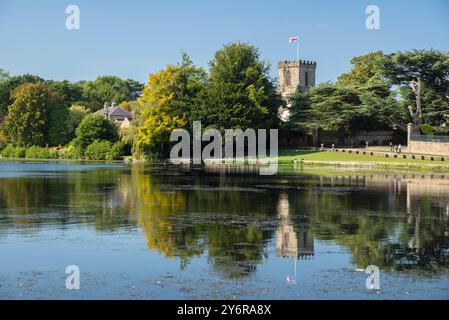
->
410, 77, 423, 126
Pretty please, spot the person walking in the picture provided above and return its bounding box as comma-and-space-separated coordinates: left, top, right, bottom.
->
398, 144, 402, 154
389, 141, 394, 152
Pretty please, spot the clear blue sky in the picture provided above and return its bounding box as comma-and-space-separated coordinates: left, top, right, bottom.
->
0, 0, 448, 84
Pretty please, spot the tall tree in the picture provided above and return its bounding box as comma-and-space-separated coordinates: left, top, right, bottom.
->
81, 76, 144, 111
190, 42, 282, 130
47, 102, 71, 146
135, 54, 206, 158
0, 74, 44, 116
47, 80, 83, 107
66, 105, 91, 138
288, 82, 402, 142
0, 83, 57, 147
381, 49, 449, 126
308, 83, 364, 136
338, 51, 384, 86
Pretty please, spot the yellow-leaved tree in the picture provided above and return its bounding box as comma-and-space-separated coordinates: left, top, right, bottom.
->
134, 54, 206, 159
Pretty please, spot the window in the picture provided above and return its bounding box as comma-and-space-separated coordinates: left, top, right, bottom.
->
285, 70, 291, 86
305, 71, 309, 87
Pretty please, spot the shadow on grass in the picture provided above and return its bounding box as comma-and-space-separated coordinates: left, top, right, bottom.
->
278, 148, 321, 157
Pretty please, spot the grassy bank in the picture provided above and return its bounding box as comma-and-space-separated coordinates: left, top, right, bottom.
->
277, 148, 449, 170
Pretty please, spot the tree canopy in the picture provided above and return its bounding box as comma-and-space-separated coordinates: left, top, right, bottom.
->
81, 76, 144, 111
72, 114, 118, 150
380, 49, 449, 126
0, 74, 44, 116
190, 42, 282, 130
134, 54, 204, 158
337, 51, 384, 86
0, 83, 59, 147
290, 49, 449, 136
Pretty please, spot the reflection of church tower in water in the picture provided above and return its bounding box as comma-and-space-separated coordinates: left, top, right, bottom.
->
276, 192, 314, 259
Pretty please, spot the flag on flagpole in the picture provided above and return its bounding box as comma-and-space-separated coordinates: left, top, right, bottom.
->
289, 36, 299, 60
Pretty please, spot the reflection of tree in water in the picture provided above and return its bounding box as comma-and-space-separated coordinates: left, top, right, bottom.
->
296, 175, 449, 274
0, 168, 131, 230
97, 171, 449, 275
128, 166, 204, 269
130, 164, 275, 278
1, 165, 448, 277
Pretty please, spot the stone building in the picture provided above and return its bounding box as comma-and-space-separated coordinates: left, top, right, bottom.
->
277, 60, 316, 121
278, 60, 316, 101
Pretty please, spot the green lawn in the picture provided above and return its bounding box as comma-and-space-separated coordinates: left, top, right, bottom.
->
278, 148, 449, 166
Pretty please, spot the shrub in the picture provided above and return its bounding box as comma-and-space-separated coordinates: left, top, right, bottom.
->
1, 144, 15, 157
85, 140, 110, 160
25, 146, 58, 159
110, 141, 124, 160
85, 140, 124, 161
0, 145, 26, 158
14, 146, 26, 158
419, 124, 436, 136
58, 144, 84, 159
0, 141, 6, 153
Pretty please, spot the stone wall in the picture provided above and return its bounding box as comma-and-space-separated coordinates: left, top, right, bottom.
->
318, 130, 394, 147
407, 123, 449, 156
409, 140, 449, 156
281, 130, 394, 147
279, 130, 316, 147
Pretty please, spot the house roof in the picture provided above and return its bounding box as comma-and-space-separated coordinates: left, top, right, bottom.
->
96, 106, 132, 119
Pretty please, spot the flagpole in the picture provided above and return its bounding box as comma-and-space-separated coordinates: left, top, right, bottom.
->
296, 36, 299, 61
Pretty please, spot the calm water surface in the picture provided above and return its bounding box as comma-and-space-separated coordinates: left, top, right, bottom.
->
0, 161, 448, 299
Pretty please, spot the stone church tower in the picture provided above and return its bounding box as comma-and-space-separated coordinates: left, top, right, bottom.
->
277, 60, 316, 121
278, 60, 316, 102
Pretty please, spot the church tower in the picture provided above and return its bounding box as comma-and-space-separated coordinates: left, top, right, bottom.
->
278, 60, 316, 102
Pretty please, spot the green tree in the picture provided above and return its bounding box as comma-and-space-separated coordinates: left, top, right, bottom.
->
66, 105, 91, 138
190, 42, 282, 130
47, 102, 71, 146
381, 49, 449, 126
310, 84, 364, 135
81, 76, 144, 111
338, 51, 384, 86
288, 87, 312, 129
358, 81, 408, 130
72, 114, 118, 150
124, 79, 145, 101
290, 82, 405, 140
0, 74, 44, 116
0, 83, 57, 147
47, 80, 83, 107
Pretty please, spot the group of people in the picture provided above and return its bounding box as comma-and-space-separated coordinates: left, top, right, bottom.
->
389, 142, 402, 154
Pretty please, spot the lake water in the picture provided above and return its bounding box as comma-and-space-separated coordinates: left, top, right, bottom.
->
0, 161, 448, 299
